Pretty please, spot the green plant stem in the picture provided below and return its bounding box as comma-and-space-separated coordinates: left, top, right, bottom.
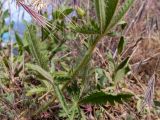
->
70, 33, 105, 78
33, 33, 106, 116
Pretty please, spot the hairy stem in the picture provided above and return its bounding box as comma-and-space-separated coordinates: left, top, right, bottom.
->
33, 33, 106, 116
70, 33, 105, 78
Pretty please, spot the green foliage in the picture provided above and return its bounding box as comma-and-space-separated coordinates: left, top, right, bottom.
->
76, 7, 85, 18
116, 57, 129, 71
26, 64, 71, 118
54, 71, 71, 82
95, 0, 106, 32
25, 25, 49, 70
0, 0, 135, 119
26, 87, 47, 96
95, 0, 119, 33
118, 36, 125, 54
80, 91, 133, 105
104, 0, 119, 32
53, 8, 73, 19
15, 32, 24, 54
108, 0, 134, 30
105, 38, 130, 85
72, 20, 100, 34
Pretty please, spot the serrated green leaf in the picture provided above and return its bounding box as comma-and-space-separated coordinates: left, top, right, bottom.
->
108, 0, 134, 30
118, 36, 125, 54
25, 25, 49, 70
26, 64, 53, 81
26, 64, 71, 119
79, 91, 133, 105
104, 0, 119, 30
72, 21, 100, 34
80, 91, 107, 104
54, 71, 71, 82
26, 87, 47, 96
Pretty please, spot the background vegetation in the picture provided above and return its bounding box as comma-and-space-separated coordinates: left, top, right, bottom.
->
0, 0, 160, 119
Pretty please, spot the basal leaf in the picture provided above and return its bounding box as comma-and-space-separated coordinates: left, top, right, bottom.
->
26, 64, 71, 119
79, 91, 133, 105
80, 91, 107, 104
